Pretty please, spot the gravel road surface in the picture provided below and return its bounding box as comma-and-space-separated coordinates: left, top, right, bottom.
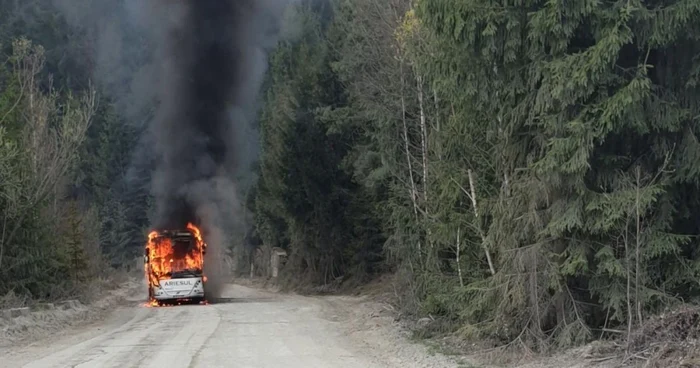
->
2, 284, 457, 368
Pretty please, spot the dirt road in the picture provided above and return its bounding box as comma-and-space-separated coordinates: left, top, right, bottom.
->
1, 284, 458, 368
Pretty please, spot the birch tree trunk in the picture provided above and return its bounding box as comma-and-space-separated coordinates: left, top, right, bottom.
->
468, 169, 496, 275
635, 166, 643, 326
399, 58, 422, 260
417, 74, 429, 207
400, 61, 419, 220
416, 74, 434, 252
456, 226, 463, 287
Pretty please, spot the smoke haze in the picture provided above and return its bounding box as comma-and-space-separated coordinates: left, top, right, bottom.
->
146, 0, 292, 297
49, 0, 296, 297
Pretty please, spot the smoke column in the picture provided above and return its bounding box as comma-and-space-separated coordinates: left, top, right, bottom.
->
51, 0, 296, 295
151, 0, 238, 229
147, 0, 289, 297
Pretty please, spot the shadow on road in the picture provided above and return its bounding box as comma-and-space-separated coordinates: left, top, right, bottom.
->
135, 297, 277, 308
207, 297, 277, 304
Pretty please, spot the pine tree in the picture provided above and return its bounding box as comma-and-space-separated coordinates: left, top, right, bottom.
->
416, 0, 700, 349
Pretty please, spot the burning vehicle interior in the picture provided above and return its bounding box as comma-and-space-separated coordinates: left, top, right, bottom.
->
144, 223, 207, 305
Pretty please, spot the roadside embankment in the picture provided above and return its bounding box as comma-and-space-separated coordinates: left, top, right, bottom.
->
0, 278, 144, 347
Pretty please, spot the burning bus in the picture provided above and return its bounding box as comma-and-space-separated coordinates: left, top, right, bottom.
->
144, 223, 207, 305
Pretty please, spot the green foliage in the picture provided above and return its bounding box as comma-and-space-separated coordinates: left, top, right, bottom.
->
0, 36, 102, 299
63, 201, 90, 282
250, 0, 700, 353
253, 0, 385, 284
0, 0, 150, 300
75, 100, 145, 265
405, 0, 700, 350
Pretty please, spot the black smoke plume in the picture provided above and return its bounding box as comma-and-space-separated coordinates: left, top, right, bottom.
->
148, 0, 290, 296
152, 1, 235, 298
152, 1, 241, 229
50, 0, 295, 293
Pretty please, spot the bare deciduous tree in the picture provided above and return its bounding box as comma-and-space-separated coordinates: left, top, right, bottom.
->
0, 38, 97, 270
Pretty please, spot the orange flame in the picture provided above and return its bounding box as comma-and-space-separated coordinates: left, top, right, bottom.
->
144, 223, 207, 304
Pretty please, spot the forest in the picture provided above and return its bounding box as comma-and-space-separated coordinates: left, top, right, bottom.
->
2, 0, 700, 356
0, 0, 150, 303
252, 0, 700, 352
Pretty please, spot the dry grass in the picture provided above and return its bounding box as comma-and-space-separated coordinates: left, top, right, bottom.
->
625, 305, 700, 367
0, 277, 142, 348
0, 290, 28, 309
